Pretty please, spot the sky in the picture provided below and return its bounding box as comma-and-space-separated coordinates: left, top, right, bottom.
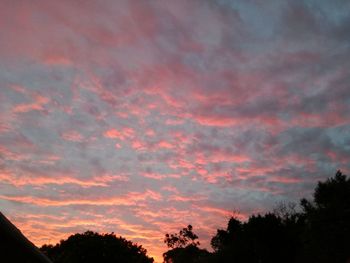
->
0, 0, 350, 261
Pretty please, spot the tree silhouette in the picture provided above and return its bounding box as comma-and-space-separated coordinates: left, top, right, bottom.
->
211, 217, 242, 253
164, 225, 200, 249
163, 225, 210, 263
209, 170, 350, 263
40, 231, 153, 263
34, 170, 349, 263
210, 213, 303, 263
300, 170, 350, 263
35, 170, 350, 263
163, 245, 211, 263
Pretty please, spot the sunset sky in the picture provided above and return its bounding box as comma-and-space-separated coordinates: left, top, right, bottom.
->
0, 0, 350, 261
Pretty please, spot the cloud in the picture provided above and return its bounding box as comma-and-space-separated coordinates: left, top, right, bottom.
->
0, 169, 128, 188
0, 189, 161, 207
1, 0, 350, 261
61, 130, 84, 142
104, 128, 135, 140
13, 95, 50, 113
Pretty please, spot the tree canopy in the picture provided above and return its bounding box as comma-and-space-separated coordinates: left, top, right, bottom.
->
41, 231, 153, 263
163, 225, 210, 263
164, 225, 200, 249
300, 170, 350, 263
163, 170, 350, 263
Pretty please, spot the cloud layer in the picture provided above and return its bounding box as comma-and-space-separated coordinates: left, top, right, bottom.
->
1, 0, 350, 261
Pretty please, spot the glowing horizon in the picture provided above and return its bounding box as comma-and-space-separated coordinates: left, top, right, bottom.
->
1, 0, 350, 262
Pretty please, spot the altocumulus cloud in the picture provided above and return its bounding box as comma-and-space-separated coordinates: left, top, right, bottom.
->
0, 0, 350, 261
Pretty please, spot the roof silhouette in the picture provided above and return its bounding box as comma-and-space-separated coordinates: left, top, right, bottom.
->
0, 212, 52, 263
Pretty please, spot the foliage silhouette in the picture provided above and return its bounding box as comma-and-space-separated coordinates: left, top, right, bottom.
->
164, 225, 200, 249
162, 170, 350, 263
163, 245, 211, 263
163, 225, 210, 263
300, 170, 350, 263
210, 212, 304, 263
41, 231, 153, 263
32, 170, 349, 263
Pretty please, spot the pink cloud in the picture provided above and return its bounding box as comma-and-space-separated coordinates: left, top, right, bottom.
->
195, 151, 250, 165
35, 154, 61, 165
165, 118, 185, 126
1, 1, 349, 262
142, 172, 165, 180
194, 115, 244, 127
145, 129, 156, 137
131, 139, 147, 151
0, 145, 30, 161
0, 170, 129, 188
104, 129, 121, 139
115, 143, 122, 149
41, 53, 73, 66
193, 205, 248, 221
156, 141, 174, 149
161, 185, 179, 193
168, 194, 206, 203
13, 95, 50, 113
104, 127, 135, 140
61, 130, 84, 142
0, 190, 161, 207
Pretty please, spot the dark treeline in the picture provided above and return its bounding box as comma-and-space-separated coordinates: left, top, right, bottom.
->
163, 171, 350, 263
40, 171, 350, 263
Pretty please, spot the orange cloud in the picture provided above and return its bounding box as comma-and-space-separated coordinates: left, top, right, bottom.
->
0, 171, 128, 188
157, 141, 174, 149
104, 129, 122, 139
104, 127, 135, 140
131, 139, 146, 150
0, 190, 161, 207
13, 95, 50, 113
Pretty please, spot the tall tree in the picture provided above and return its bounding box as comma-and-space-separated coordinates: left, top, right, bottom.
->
300, 170, 350, 263
210, 170, 350, 263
